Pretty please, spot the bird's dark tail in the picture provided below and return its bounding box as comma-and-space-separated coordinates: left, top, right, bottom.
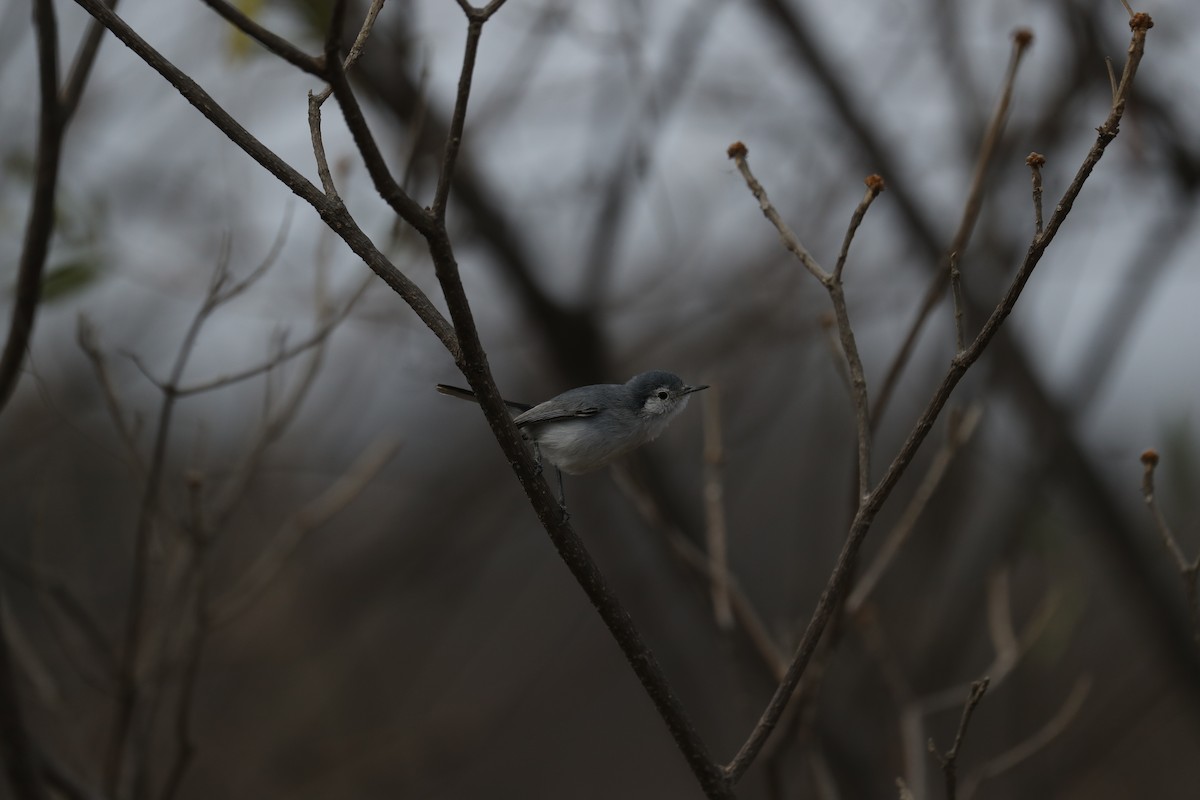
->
435, 384, 533, 413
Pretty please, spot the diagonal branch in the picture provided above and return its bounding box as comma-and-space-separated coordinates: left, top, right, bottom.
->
873, 28, 1033, 426
0, 0, 63, 415
724, 13, 1153, 782
198, 0, 324, 77
71, 0, 459, 359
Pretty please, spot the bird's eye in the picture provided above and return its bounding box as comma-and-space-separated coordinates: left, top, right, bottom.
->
656, 390, 669, 400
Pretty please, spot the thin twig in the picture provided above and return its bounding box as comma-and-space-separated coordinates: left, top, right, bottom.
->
308, 91, 339, 198
1025, 152, 1045, 236
871, 28, 1033, 429
77, 317, 144, 473
846, 405, 983, 614
1140, 449, 1200, 646
949, 252, 966, 354
60, 0, 117, 120
312, 0, 387, 106
724, 15, 1152, 782
701, 385, 734, 630
72, 0, 459, 358
157, 476, 210, 800
433, 2, 510, 219
729, 145, 879, 500
0, 0, 63, 415
322, 33, 433, 236
171, 274, 370, 398
211, 436, 399, 624
833, 174, 886, 281
868, 568, 1060, 798
610, 466, 787, 679
727, 142, 827, 283
104, 247, 236, 796
0, 549, 118, 685
0, 595, 48, 800
928, 678, 990, 800
959, 677, 1092, 800
198, 0, 323, 77
819, 313, 853, 396
307, 0, 387, 196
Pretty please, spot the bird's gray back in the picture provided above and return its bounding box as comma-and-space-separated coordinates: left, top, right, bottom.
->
513, 383, 626, 427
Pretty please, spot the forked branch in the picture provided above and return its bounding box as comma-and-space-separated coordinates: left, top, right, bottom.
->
724, 12, 1152, 783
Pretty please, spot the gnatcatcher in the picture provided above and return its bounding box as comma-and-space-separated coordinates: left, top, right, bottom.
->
436, 370, 708, 510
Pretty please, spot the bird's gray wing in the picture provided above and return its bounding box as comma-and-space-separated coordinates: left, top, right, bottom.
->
514, 393, 602, 427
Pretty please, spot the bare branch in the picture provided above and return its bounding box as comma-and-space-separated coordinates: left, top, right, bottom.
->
105, 248, 229, 796
846, 405, 983, 615
432, 3, 507, 219
0, 0, 63, 415
834, 174, 886, 281
0, 597, 48, 800
71, 0, 460, 358
60, 0, 117, 121
960, 677, 1092, 800
210, 437, 399, 624
1140, 449, 1200, 646
198, 0, 323, 77
872, 28, 1033, 427
949, 252, 966, 354
724, 15, 1153, 782
78, 316, 145, 473
0, 549, 117, 685
182, 283, 369, 397
157, 477, 211, 800
611, 466, 787, 680
726, 142, 828, 283
728, 146, 877, 500
928, 678, 990, 800
1025, 152, 1045, 236
701, 386, 734, 630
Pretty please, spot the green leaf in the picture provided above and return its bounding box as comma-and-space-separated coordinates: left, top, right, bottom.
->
40, 260, 99, 303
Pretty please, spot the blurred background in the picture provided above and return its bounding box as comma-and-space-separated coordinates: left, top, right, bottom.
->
2, 0, 1199, 798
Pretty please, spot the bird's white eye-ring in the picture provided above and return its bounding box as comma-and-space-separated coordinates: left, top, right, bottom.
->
656, 390, 669, 400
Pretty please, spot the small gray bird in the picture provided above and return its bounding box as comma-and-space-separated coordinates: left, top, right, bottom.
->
436, 370, 708, 509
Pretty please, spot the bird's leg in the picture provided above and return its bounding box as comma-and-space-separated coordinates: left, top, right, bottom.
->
556, 467, 570, 522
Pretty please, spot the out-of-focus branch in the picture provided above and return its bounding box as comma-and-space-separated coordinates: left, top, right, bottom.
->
959, 677, 1092, 800
729, 146, 879, 501
872, 29, 1032, 426
863, 569, 1060, 797
1025, 152, 1045, 235
104, 240, 250, 796
0, 595, 48, 800
77, 317, 144, 473
846, 405, 983, 615
433, 2, 510, 219
701, 385, 734, 630
157, 476, 210, 800
210, 436, 399, 624
0, 0, 63, 415
928, 678, 989, 800
0, 549, 117, 686
724, 15, 1153, 782
611, 466, 788, 680
198, 0, 323, 77
72, 0, 460, 358
1140, 450, 1200, 647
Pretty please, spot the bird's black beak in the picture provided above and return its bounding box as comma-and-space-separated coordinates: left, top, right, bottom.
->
682, 384, 710, 395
